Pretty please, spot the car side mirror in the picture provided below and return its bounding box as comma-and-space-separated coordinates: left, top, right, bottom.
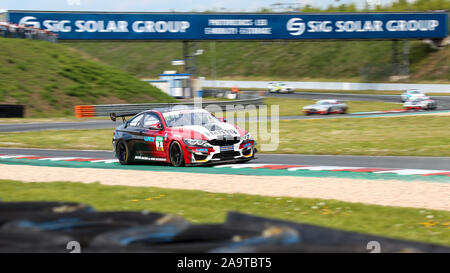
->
218, 117, 227, 122
149, 125, 162, 130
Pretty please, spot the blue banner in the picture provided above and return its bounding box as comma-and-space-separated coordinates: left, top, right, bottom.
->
7, 11, 448, 40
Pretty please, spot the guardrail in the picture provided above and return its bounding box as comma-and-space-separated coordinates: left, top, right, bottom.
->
202, 80, 450, 93
74, 97, 263, 118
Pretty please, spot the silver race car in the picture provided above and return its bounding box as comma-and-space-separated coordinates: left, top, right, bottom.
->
303, 100, 348, 115
403, 97, 437, 110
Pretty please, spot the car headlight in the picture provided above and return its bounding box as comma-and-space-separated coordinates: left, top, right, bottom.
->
183, 139, 210, 147
242, 133, 253, 141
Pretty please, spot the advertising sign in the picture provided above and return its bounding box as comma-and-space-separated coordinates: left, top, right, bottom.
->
7, 11, 448, 40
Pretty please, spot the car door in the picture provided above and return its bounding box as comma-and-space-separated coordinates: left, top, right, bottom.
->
122, 114, 146, 155
141, 112, 167, 160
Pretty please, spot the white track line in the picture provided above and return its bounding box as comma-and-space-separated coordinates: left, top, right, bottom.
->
38, 157, 78, 161
0, 155, 32, 159
89, 159, 119, 164
213, 164, 269, 169
373, 169, 447, 175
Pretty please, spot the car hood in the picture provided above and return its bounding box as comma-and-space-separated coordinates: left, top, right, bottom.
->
303, 104, 327, 110
170, 122, 241, 140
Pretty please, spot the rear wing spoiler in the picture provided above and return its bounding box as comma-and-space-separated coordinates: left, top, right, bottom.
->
109, 112, 139, 123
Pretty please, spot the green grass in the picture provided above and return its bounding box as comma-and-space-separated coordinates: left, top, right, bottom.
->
0, 128, 114, 150
0, 180, 448, 246
263, 98, 401, 116
0, 115, 449, 157
211, 97, 401, 117
0, 117, 106, 124
274, 115, 450, 156
0, 38, 175, 117
66, 40, 450, 83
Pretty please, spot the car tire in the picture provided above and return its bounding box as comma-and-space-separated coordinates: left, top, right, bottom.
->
170, 141, 185, 167
116, 140, 134, 165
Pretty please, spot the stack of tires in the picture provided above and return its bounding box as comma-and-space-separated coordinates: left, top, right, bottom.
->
0, 202, 448, 253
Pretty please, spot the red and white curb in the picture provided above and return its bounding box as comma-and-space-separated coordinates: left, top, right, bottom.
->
214, 163, 450, 177
1, 155, 449, 177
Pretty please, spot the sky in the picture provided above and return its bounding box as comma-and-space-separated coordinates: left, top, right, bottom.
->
0, 0, 399, 13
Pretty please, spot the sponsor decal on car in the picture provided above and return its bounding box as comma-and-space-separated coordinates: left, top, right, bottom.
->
144, 136, 155, 142
134, 155, 166, 161
220, 145, 234, 152
156, 136, 164, 151
243, 142, 252, 148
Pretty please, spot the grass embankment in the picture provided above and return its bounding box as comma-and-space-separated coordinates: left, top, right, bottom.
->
67, 40, 450, 83
1, 115, 449, 157
0, 38, 175, 117
0, 180, 448, 246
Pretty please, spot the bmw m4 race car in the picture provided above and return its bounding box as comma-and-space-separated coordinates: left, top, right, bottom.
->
268, 82, 294, 93
403, 97, 437, 110
303, 100, 348, 115
110, 108, 256, 167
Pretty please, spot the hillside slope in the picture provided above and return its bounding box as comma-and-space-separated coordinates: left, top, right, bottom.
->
67, 40, 449, 83
0, 38, 175, 117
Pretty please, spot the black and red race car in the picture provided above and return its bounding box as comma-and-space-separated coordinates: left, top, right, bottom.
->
110, 107, 256, 167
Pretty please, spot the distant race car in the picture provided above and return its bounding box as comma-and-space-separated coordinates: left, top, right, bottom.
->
403, 97, 437, 110
110, 108, 256, 167
268, 82, 294, 93
401, 89, 427, 102
303, 100, 348, 115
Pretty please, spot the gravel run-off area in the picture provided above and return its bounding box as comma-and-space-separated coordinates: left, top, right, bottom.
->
1, 164, 449, 211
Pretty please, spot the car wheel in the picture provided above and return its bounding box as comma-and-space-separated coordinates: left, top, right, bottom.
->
170, 141, 185, 167
116, 140, 134, 165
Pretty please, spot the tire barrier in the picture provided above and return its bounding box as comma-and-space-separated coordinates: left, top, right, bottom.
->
0, 201, 448, 253
74, 97, 263, 118
0, 201, 94, 226
0, 104, 24, 118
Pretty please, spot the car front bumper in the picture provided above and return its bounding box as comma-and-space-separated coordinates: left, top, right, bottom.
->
186, 140, 256, 165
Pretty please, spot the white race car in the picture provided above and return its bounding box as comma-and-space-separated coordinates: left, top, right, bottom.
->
401, 89, 427, 102
403, 97, 437, 110
303, 100, 348, 115
268, 82, 294, 93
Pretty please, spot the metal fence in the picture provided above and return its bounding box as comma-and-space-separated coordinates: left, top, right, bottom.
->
75, 97, 263, 118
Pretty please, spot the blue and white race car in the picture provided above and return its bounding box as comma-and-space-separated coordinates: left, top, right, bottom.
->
401, 89, 427, 102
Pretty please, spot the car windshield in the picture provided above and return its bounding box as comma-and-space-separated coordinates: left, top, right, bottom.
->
317, 101, 331, 105
163, 110, 220, 127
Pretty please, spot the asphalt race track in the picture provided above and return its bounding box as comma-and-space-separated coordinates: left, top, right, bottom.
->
263, 91, 450, 109
1, 148, 450, 171
1, 92, 449, 133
